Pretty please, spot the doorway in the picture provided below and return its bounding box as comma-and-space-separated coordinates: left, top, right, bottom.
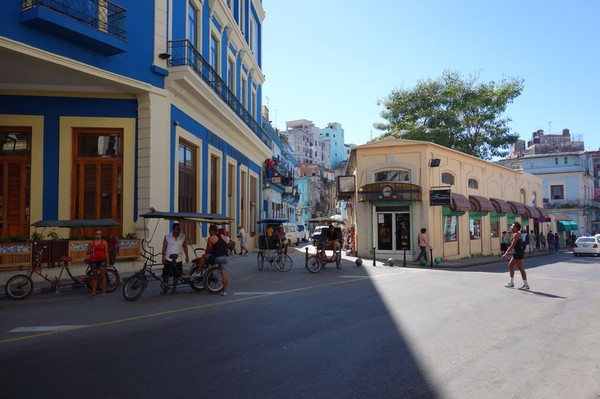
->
375, 206, 411, 252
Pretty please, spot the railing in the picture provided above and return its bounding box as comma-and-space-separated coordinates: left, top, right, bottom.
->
23, 0, 127, 40
168, 40, 272, 149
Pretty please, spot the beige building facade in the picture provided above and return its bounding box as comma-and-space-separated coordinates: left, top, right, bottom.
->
343, 138, 546, 262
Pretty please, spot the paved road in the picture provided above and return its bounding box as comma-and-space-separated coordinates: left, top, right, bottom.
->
1, 247, 599, 398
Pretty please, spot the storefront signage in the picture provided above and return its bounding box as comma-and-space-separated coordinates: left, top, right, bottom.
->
430, 189, 451, 206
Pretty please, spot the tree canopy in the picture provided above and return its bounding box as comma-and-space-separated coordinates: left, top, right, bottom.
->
374, 71, 524, 160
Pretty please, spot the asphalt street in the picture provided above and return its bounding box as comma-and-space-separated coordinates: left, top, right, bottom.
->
1, 245, 599, 399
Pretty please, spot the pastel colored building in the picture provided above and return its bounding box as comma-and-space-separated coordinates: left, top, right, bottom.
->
343, 138, 545, 261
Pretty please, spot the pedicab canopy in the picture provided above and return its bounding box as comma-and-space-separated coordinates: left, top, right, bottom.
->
139, 210, 232, 224
31, 219, 120, 228
256, 218, 289, 249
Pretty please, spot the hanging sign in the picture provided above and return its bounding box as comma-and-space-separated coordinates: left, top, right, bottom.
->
430, 189, 451, 206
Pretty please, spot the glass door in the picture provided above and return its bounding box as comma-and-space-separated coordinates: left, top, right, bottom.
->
376, 209, 411, 252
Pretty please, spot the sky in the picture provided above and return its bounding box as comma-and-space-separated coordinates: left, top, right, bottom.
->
261, 0, 600, 153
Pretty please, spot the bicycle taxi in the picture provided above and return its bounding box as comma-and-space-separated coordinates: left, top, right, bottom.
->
122, 210, 232, 301
5, 218, 121, 300
256, 218, 293, 272
305, 217, 345, 273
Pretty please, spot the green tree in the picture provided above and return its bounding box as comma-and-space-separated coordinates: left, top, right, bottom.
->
374, 71, 524, 160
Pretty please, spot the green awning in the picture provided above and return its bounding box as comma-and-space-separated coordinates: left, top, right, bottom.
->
557, 220, 578, 232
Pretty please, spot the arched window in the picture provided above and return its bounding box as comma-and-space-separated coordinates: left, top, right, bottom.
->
375, 170, 410, 182
520, 188, 526, 204
441, 172, 455, 186
468, 178, 478, 189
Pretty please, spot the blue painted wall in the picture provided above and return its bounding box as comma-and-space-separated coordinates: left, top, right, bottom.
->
0, 94, 138, 219
0, 1, 163, 88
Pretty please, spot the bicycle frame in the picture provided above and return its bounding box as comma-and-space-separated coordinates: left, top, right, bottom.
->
5, 242, 120, 299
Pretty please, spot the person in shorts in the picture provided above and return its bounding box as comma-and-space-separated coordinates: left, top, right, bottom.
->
86, 229, 110, 297
161, 222, 189, 295
193, 225, 230, 295
501, 222, 530, 290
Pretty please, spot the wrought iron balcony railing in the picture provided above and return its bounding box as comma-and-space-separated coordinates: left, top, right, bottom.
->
167, 40, 272, 149
23, 0, 127, 40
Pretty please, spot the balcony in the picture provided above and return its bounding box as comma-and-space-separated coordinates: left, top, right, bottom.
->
20, 0, 127, 55
167, 40, 272, 149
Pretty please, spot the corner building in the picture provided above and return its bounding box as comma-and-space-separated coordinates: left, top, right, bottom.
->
344, 138, 546, 261
0, 1, 271, 249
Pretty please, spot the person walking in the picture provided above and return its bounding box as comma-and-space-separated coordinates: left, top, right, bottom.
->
415, 228, 432, 265
554, 232, 560, 252
547, 231, 555, 252
502, 221, 530, 290
86, 229, 110, 297
237, 225, 249, 255
161, 222, 189, 295
521, 229, 528, 255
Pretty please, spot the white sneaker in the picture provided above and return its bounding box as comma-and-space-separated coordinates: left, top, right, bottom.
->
518, 284, 530, 291
504, 282, 514, 288
191, 272, 202, 278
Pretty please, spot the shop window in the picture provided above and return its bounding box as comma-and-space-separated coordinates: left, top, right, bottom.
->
469, 217, 481, 239
490, 220, 499, 238
443, 215, 458, 242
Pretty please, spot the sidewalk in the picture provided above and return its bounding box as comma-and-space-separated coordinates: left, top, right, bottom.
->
407, 249, 556, 269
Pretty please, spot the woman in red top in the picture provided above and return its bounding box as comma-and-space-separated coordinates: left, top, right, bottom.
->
87, 229, 110, 296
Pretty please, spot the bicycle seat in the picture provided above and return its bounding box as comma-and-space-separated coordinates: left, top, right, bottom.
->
60, 256, 73, 263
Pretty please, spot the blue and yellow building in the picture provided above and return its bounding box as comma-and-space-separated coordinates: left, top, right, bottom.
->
1, 0, 274, 249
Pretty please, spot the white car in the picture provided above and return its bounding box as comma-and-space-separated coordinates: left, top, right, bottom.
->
296, 224, 308, 242
572, 236, 600, 256
281, 223, 302, 246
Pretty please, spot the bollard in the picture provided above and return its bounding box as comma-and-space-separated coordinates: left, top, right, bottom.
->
372, 246, 376, 266
305, 247, 308, 268
430, 248, 434, 267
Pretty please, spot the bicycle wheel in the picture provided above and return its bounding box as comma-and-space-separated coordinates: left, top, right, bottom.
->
122, 273, 146, 302
203, 267, 223, 294
336, 252, 342, 269
275, 254, 293, 272
84, 268, 120, 292
105, 268, 120, 292
305, 255, 322, 274
188, 264, 205, 291
5, 274, 34, 300
257, 251, 265, 271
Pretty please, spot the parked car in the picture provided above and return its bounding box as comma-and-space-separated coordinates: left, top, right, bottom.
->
572, 236, 600, 256
281, 223, 302, 246
296, 224, 308, 242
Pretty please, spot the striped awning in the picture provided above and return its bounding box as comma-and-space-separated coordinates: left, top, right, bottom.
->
450, 193, 471, 212
525, 206, 541, 219
490, 198, 512, 214
536, 207, 550, 220
507, 201, 528, 217
469, 195, 495, 212
552, 214, 572, 221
